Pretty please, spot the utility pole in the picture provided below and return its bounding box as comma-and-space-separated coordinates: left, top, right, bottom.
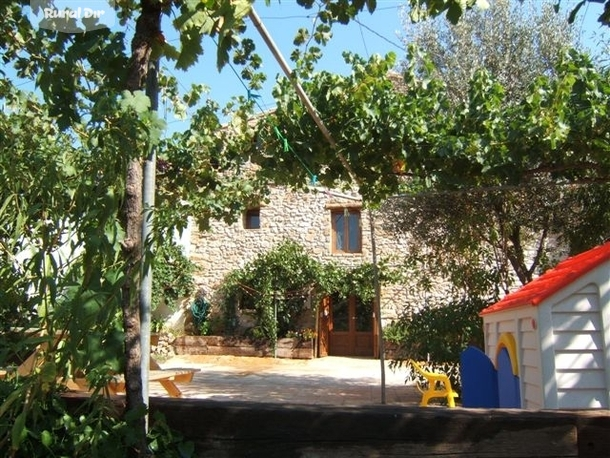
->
369, 211, 386, 404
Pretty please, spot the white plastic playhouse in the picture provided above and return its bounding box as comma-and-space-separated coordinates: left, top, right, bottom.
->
464, 242, 610, 410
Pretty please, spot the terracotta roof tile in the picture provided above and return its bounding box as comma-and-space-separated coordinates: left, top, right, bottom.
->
480, 242, 610, 315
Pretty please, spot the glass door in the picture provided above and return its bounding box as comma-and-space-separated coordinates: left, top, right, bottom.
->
328, 294, 374, 357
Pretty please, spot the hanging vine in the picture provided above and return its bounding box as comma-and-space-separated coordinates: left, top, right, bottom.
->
218, 239, 399, 344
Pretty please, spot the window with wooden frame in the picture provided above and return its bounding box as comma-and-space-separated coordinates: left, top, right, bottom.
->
244, 208, 260, 229
331, 208, 361, 254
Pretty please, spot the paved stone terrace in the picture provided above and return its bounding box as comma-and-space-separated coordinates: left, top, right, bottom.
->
150, 355, 423, 406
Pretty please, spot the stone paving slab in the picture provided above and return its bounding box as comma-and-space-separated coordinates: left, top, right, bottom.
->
149, 355, 422, 406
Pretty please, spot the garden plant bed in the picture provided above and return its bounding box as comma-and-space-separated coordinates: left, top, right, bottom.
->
173, 335, 315, 359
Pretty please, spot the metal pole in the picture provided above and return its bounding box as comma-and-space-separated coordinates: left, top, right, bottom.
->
140, 57, 159, 423
248, 8, 335, 147
369, 210, 386, 404
274, 291, 278, 358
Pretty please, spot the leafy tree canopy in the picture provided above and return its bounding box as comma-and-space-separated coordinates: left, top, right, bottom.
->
381, 0, 610, 299
401, 0, 577, 106
407, 0, 610, 27
252, 48, 610, 202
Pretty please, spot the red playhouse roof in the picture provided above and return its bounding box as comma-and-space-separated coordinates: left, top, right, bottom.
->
480, 241, 610, 316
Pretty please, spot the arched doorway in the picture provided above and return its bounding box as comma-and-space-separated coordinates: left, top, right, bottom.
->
318, 294, 376, 357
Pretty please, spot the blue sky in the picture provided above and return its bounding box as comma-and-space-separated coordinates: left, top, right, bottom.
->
10, 1, 610, 135
161, 0, 610, 135
161, 0, 409, 132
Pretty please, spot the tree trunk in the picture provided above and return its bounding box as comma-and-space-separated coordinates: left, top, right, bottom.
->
121, 1, 162, 456
121, 158, 145, 455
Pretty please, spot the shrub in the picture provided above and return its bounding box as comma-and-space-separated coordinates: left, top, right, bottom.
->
389, 297, 488, 391
151, 240, 195, 311
219, 240, 320, 343
0, 380, 193, 457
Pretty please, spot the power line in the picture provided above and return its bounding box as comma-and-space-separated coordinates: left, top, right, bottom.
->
257, 2, 407, 56
353, 16, 406, 53
357, 20, 370, 57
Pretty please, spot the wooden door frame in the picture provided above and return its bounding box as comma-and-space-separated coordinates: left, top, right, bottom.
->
317, 296, 331, 357
317, 294, 377, 358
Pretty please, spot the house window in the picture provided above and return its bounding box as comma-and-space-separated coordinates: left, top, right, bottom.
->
331, 208, 361, 253
244, 208, 260, 229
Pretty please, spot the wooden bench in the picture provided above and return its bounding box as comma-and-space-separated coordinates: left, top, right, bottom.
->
0, 331, 200, 398
408, 360, 458, 408
104, 363, 200, 398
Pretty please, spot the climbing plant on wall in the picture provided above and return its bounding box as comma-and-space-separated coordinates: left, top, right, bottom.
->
219, 240, 399, 343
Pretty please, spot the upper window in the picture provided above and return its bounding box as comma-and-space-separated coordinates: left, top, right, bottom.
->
244, 208, 260, 229
331, 208, 361, 253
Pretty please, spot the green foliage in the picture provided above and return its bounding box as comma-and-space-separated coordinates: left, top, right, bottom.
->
151, 317, 166, 333
220, 240, 321, 343
151, 239, 196, 311
286, 328, 317, 341
257, 15, 610, 307
253, 52, 410, 203
405, 0, 610, 28
0, 380, 193, 457
561, 184, 610, 254
0, 266, 33, 333
407, 0, 486, 23
392, 298, 487, 363
220, 240, 397, 343
255, 40, 610, 202
388, 297, 487, 391
155, 102, 270, 232
146, 412, 195, 458
383, 320, 410, 346
402, 0, 576, 107
0, 85, 133, 454
381, 2, 610, 296
190, 290, 211, 336
0, 384, 130, 457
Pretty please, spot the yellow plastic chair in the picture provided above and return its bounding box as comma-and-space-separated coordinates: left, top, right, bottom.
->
408, 360, 458, 408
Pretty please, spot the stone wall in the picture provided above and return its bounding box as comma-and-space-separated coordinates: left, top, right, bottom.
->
173, 336, 315, 359
188, 185, 411, 323
186, 183, 574, 340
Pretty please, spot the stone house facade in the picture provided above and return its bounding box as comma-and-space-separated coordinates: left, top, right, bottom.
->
185, 184, 412, 357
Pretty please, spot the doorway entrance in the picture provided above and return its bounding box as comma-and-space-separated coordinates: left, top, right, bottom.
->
318, 294, 376, 357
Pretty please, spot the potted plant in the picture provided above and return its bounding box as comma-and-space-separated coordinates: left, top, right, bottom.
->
150, 318, 165, 346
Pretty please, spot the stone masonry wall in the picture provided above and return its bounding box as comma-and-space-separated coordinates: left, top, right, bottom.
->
189, 185, 410, 323
187, 185, 569, 334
